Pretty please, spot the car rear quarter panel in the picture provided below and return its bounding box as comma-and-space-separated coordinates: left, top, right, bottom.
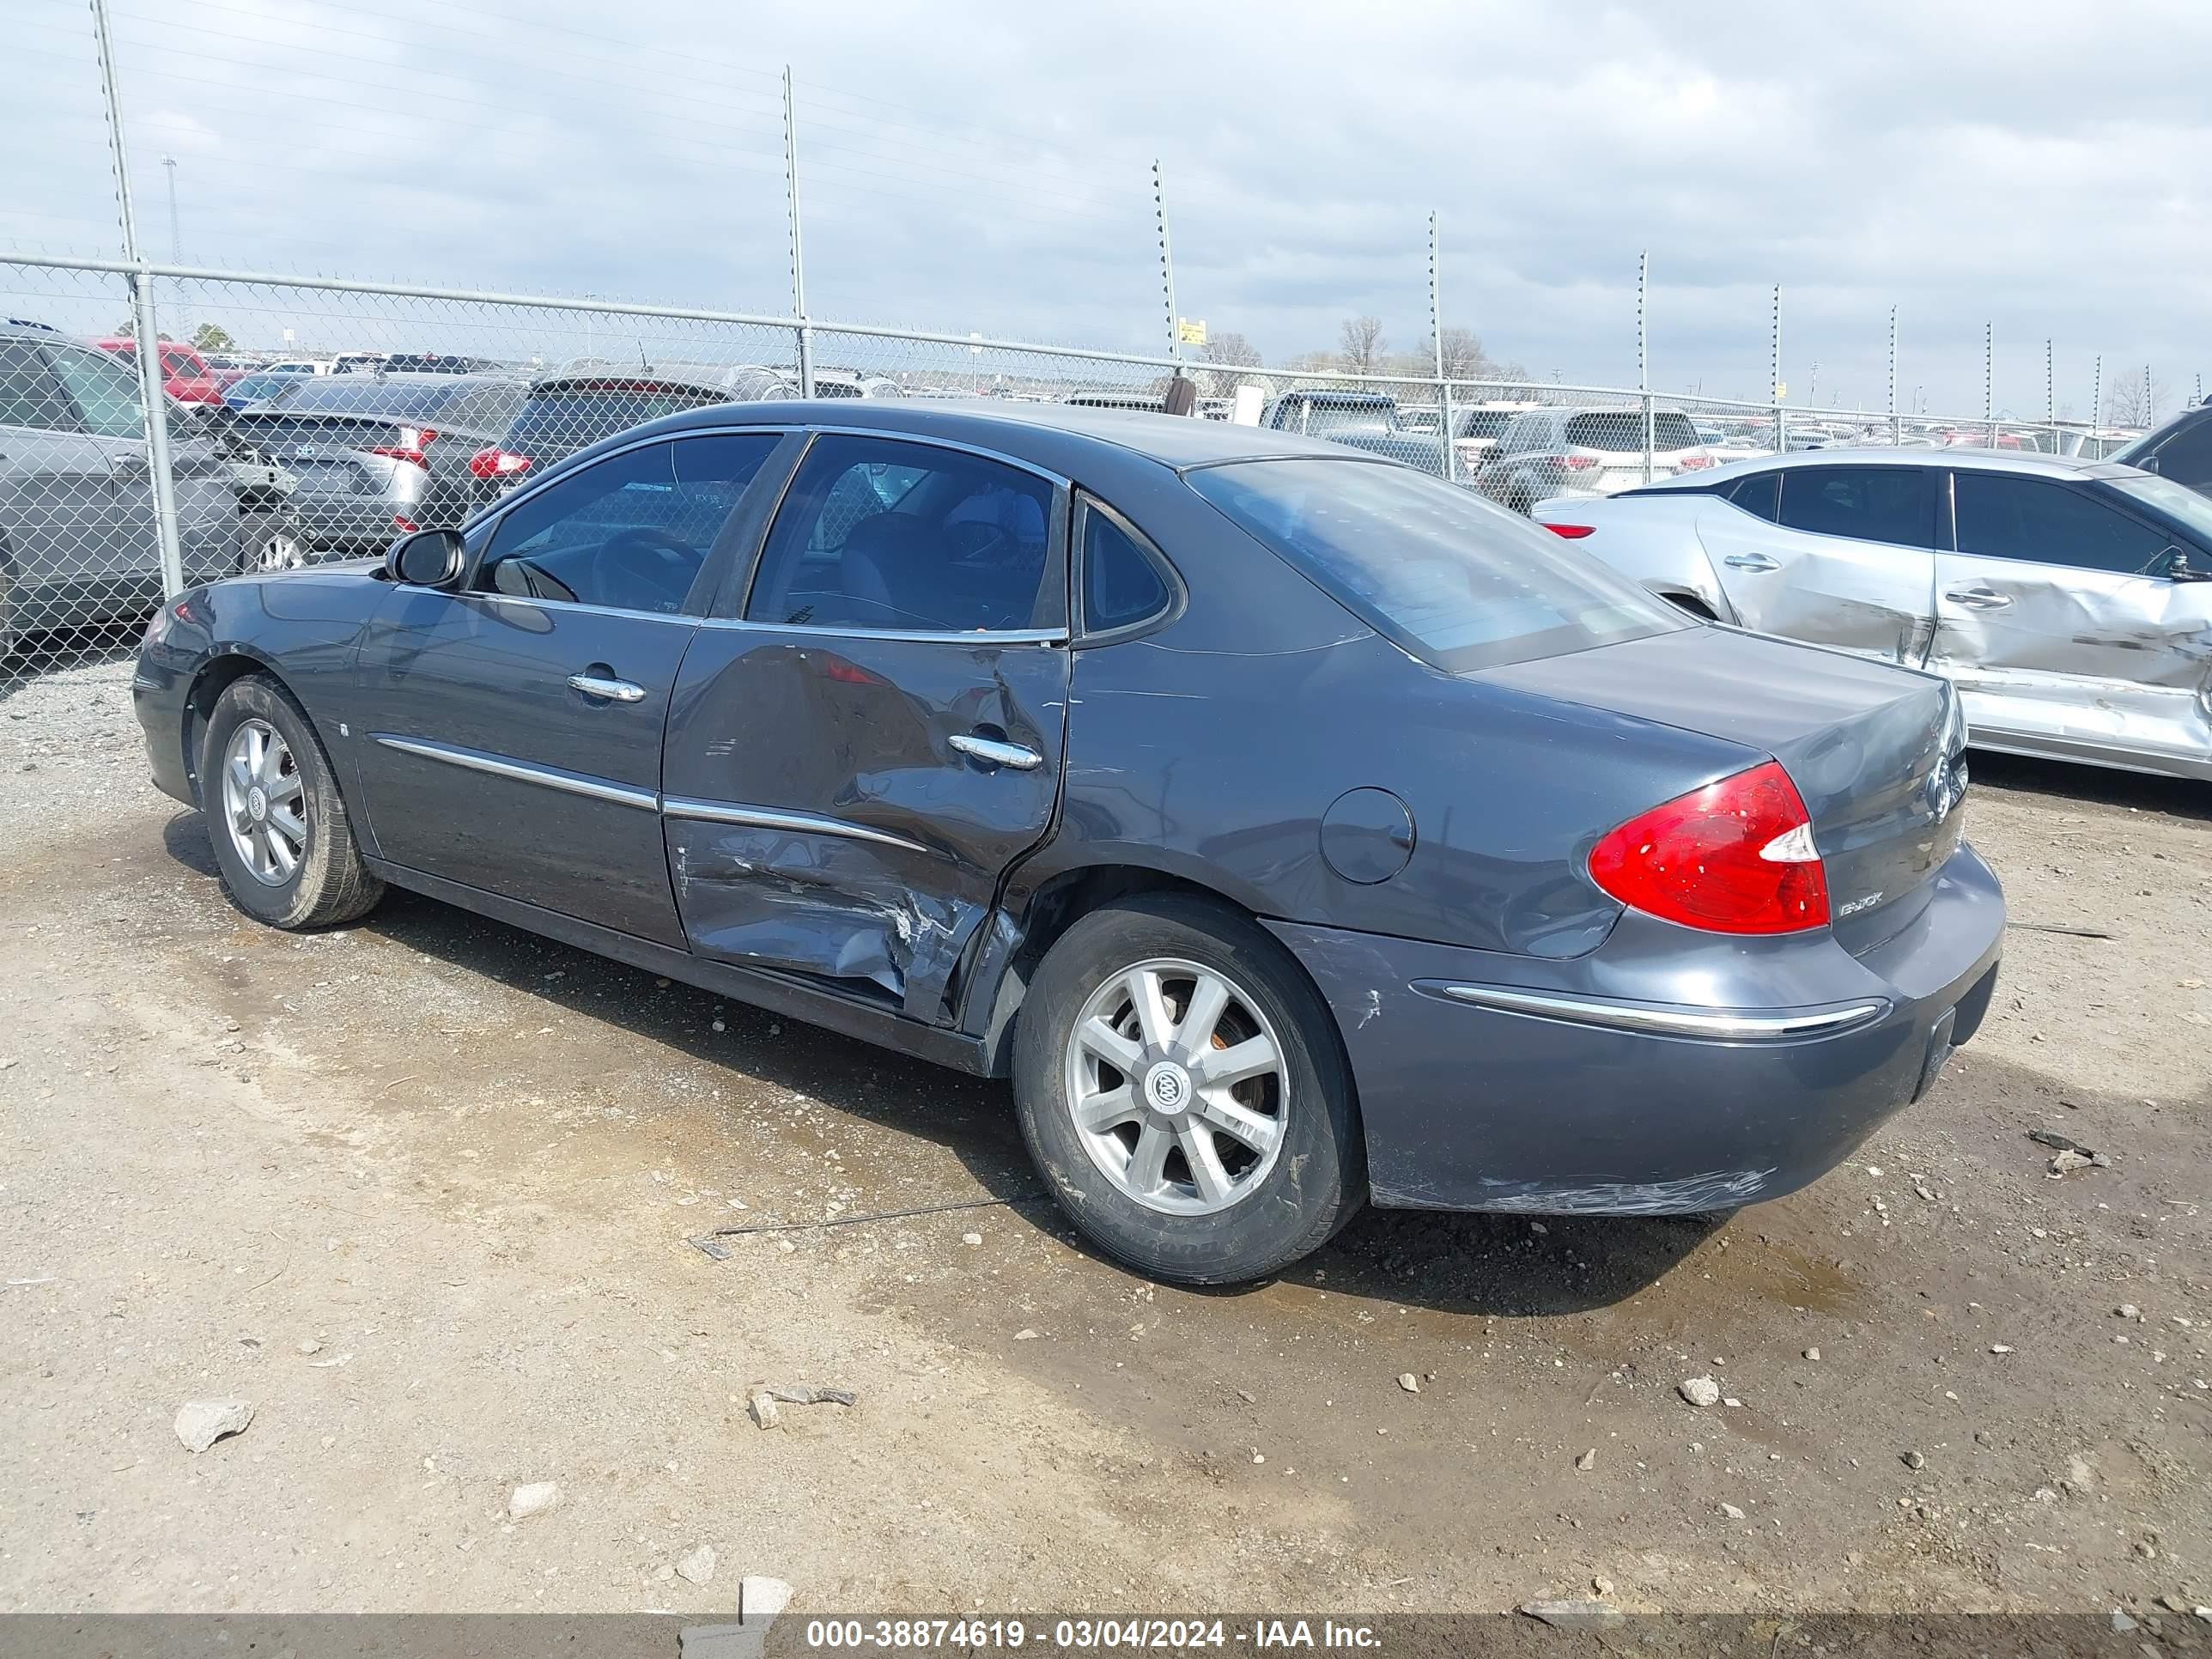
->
1021, 478, 1766, 961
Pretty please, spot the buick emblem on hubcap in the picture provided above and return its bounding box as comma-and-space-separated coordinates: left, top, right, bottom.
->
246, 786, 268, 823
1144, 1061, 1190, 1114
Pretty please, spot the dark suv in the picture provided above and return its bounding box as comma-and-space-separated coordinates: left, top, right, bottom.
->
2109, 399, 2212, 497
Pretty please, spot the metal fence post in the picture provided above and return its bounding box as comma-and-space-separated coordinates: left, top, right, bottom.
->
1638, 252, 1654, 483
1771, 285, 1784, 458
1888, 307, 1900, 447
781, 66, 813, 398
2093, 355, 2102, 446
90, 0, 184, 600
1984, 322, 1995, 447
1153, 161, 1181, 372
1429, 212, 1456, 483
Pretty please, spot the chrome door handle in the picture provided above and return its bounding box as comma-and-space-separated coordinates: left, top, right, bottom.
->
1943, 586, 2012, 610
567, 673, 647, 702
950, 732, 1042, 770
1723, 552, 1780, 572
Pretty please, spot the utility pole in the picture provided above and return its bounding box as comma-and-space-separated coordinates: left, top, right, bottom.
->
90, 0, 184, 601
781, 66, 812, 397
1430, 212, 1455, 482
161, 154, 179, 262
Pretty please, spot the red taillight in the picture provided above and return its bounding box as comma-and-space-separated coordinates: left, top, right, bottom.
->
469, 446, 535, 480
392, 514, 418, 532
1544, 523, 1595, 538
368, 446, 428, 469
1677, 452, 1716, 470
1587, 761, 1829, 935
1548, 453, 1602, 471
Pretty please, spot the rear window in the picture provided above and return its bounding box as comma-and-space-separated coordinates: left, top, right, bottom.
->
1454, 410, 1517, 440
260, 376, 474, 418
1564, 411, 1704, 453
1187, 458, 1686, 672
507, 386, 727, 460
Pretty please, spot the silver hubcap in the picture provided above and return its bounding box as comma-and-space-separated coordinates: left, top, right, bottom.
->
220, 718, 307, 886
252, 531, 305, 572
1064, 957, 1287, 1216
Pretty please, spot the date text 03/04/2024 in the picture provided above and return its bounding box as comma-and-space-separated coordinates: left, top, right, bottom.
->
799, 1618, 1382, 1650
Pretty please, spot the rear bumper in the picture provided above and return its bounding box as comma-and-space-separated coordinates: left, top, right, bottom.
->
1268, 842, 2004, 1213
131, 647, 198, 807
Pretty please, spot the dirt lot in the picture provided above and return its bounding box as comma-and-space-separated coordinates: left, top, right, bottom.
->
2, 655, 2207, 1620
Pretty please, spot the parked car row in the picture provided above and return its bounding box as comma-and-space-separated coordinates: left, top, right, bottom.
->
0, 319, 306, 654
1532, 448, 2212, 781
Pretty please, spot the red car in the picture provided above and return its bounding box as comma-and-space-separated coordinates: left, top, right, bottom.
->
93, 337, 227, 405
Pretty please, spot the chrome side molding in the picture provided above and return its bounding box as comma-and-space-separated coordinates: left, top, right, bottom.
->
1429, 981, 1890, 1042
369, 734, 659, 811
661, 796, 932, 855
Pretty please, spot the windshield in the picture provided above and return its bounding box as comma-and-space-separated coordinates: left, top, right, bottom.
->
2106, 474, 2212, 546
1186, 458, 1687, 672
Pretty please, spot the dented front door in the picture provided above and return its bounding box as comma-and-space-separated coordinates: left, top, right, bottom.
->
1926, 468, 2212, 770
659, 627, 1069, 1020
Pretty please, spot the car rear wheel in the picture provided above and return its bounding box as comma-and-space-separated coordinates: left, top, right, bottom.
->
1013, 893, 1364, 1285
202, 674, 383, 929
240, 511, 307, 574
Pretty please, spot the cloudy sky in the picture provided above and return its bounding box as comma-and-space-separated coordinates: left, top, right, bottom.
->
9, 0, 2209, 418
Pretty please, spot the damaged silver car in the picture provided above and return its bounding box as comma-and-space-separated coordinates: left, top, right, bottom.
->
1534, 449, 2212, 781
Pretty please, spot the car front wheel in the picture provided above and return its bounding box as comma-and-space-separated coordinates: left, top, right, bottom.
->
1013, 893, 1365, 1285
201, 674, 383, 929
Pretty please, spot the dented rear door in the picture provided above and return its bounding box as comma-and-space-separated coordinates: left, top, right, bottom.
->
658, 428, 1071, 1023
1927, 468, 2212, 771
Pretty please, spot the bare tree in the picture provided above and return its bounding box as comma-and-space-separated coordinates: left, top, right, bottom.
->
1204, 331, 1261, 368
1338, 315, 1385, 377
2105, 372, 2170, 429
1436, 325, 1525, 384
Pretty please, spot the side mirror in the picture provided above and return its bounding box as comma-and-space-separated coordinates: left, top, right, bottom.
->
2162, 545, 2211, 583
386, 527, 465, 588
2139, 453, 2161, 474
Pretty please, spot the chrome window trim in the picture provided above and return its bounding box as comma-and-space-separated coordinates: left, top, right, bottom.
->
460, 591, 701, 627
370, 734, 659, 811
661, 795, 932, 855
697, 617, 1066, 646
1428, 981, 1890, 1042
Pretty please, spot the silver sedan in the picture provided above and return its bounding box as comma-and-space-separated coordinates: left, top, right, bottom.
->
1531, 449, 2212, 781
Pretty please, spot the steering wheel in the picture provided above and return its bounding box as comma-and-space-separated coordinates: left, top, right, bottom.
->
591, 526, 700, 611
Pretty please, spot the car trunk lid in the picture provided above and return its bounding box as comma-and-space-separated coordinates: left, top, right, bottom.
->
1480, 626, 1965, 954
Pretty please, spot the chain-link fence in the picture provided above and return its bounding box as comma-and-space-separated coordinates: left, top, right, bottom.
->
0, 248, 2139, 681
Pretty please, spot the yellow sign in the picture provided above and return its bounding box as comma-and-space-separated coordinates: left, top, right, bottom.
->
1773, 380, 1788, 399
1176, 318, 1207, 346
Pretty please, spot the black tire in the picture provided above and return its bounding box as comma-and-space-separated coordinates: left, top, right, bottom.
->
1012, 893, 1365, 1285
201, 674, 383, 929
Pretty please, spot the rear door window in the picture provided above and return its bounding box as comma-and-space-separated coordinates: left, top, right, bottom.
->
745, 434, 1061, 634
1776, 466, 1935, 547
1953, 472, 2172, 575
1188, 457, 1686, 672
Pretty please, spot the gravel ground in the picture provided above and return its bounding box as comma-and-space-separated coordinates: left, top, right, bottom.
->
1, 650, 2207, 1621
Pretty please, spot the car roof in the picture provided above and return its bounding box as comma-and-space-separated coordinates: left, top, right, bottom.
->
1632, 445, 2145, 489
629, 397, 1395, 471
